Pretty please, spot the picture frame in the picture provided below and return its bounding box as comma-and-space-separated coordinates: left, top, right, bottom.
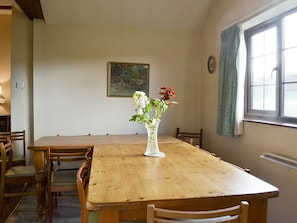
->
107, 62, 150, 97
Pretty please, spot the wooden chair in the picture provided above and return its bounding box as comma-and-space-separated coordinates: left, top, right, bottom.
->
0, 137, 36, 217
76, 162, 97, 223
55, 134, 93, 171
76, 162, 146, 223
176, 128, 203, 148
46, 146, 93, 223
0, 130, 26, 166
147, 201, 249, 223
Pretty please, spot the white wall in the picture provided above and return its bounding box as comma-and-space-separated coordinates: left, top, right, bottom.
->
33, 21, 202, 140
11, 7, 33, 163
202, 0, 297, 222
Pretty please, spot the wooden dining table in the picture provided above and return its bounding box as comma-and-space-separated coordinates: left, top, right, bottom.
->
28, 134, 279, 223
27, 134, 178, 221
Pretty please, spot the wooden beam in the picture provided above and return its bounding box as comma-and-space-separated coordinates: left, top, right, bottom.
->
0, 6, 12, 10
15, 0, 44, 20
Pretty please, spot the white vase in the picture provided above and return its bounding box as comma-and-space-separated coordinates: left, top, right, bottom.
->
144, 119, 165, 157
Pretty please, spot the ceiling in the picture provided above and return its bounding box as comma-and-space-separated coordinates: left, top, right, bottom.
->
11, 0, 213, 31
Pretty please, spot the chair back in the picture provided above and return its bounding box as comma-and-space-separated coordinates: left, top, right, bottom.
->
0, 137, 13, 171
176, 128, 203, 147
147, 201, 249, 223
0, 131, 26, 165
84, 148, 93, 174
76, 162, 90, 223
47, 146, 92, 170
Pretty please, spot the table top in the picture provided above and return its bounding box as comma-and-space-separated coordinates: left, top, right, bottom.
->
87, 141, 279, 210
28, 134, 180, 150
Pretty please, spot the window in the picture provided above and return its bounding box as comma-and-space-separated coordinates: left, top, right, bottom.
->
245, 8, 297, 125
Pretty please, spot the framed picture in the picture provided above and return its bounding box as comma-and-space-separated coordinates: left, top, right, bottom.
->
107, 62, 150, 97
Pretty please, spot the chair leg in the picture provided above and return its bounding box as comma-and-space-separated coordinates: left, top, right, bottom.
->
21, 182, 29, 193
5, 183, 11, 203
0, 189, 3, 217
0, 182, 8, 217
81, 209, 89, 223
48, 192, 53, 223
54, 192, 58, 208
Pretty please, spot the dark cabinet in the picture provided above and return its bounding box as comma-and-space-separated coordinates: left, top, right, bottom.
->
0, 115, 10, 132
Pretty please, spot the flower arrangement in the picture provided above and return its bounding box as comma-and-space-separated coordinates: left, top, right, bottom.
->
129, 86, 177, 127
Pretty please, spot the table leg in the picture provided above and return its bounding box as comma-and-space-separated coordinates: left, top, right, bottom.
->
100, 209, 120, 223
34, 150, 46, 221
249, 199, 268, 223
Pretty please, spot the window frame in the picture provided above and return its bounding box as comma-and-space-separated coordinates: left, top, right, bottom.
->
244, 7, 297, 126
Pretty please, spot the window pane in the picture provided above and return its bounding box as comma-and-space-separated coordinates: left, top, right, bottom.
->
250, 28, 277, 112
251, 54, 276, 85
251, 27, 276, 57
264, 85, 276, 110
264, 54, 277, 85
265, 27, 277, 54
283, 83, 297, 117
251, 86, 263, 110
251, 84, 276, 111
283, 47, 297, 82
284, 11, 297, 48
251, 57, 264, 85
251, 32, 264, 57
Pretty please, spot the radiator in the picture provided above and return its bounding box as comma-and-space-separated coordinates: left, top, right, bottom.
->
260, 153, 297, 170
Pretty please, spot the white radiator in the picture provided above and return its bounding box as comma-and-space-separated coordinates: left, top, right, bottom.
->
260, 153, 297, 170
259, 152, 297, 223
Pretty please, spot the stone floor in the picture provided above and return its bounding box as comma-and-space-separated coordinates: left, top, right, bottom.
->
0, 196, 22, 223
2, 194, 81, 223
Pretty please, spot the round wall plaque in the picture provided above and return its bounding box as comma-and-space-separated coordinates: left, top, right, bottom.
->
207, 56, 216, 73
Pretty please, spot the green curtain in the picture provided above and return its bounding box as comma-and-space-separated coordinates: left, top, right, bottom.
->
216, 25, 240, 137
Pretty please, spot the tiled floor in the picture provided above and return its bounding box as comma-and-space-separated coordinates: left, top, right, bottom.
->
4, 195, 81, 223
0, 196, 22, 223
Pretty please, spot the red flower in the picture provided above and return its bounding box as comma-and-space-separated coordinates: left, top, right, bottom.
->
159, 86, 176, 101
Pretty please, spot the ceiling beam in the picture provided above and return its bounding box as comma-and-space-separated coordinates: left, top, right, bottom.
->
15, 0, 44, 20
0, 6, 12, 10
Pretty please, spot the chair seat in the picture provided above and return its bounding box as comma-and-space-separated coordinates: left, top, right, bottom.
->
88, 211, 98, 223
6, 165, 35, 178
55, 160, 82, 171
52, 170, 77, 186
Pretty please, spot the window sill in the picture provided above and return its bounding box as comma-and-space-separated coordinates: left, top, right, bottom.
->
243, 118, 297, 129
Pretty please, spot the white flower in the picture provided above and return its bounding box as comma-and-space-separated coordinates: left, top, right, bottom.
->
132, 91, 149, 110
151, 119, 157, 125
136, 108, 143, 115
132, 91, 147, 101
129, 87, 177, 125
